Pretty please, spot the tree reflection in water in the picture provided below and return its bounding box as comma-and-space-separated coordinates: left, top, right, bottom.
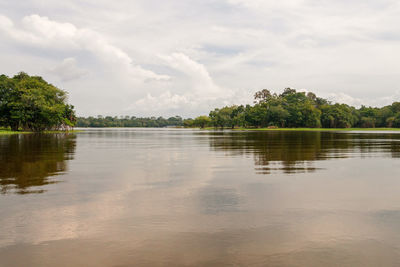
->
208, 131, 400, 174
0, 134, 76, 194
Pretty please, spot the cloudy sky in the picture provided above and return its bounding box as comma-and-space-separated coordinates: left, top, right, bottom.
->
1, 0, 400, 117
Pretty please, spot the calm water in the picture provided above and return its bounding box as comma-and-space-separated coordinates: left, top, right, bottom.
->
1, 129, 400, 266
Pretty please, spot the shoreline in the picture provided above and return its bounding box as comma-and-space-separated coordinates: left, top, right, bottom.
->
0, 129, 83, 135
2, 127, 400, 135
201, 127, 400, 132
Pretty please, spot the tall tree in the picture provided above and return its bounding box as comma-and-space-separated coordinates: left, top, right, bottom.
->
0, 72, 76, 131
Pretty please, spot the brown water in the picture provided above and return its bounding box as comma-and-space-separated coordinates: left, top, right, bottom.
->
1, 128, 400, 266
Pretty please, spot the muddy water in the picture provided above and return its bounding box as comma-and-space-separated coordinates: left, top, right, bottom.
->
1, 129, 400, 266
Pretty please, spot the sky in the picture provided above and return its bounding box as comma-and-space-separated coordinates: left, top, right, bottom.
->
1, 0, 400, 117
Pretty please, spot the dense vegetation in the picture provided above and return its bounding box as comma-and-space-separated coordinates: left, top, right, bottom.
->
186, 88, 400, 129
76, 116, 183, 128
73, 88, 400, 129
0, 72, 76, 132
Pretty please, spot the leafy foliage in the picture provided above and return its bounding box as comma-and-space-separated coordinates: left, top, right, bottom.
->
0, 72, 76, 131
188, 88, 400, 129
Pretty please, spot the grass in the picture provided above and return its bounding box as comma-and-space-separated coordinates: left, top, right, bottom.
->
0, 128, 82, 135
0, 129, 30, 135
200, 127, 400, 132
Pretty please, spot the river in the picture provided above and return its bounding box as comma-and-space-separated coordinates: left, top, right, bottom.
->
1, 128, 400, 266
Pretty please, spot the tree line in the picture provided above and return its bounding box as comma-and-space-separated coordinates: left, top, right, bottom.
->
77, 88, 400, 129
186, 88, 400, 129
5, 72, 397, 131
0, 72, 76, 131
76, 116, 183, 127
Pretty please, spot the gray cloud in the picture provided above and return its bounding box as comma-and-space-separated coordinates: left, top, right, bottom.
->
0, 0, 400, 116
48, 58, 88, 81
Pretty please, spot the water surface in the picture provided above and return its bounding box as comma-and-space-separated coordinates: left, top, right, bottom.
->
1, 129, 400, 266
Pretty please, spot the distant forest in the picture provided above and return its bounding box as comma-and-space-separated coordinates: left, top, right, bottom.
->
76, 116, 184, 128
77, 88, 400, 129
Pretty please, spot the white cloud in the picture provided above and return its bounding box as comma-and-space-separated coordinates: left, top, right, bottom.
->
160, 53, 226, 97
134, 91, 191, 111
0, 14, 169, 82
327, 93, 364, 107
328, 91, 400, 108
131, 53, 237, 116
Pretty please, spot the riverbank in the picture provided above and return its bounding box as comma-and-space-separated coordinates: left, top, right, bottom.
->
201, 127, 400, 132
3, 127, 399, 134
0, 128, 82, 135
0, 129, 29, 135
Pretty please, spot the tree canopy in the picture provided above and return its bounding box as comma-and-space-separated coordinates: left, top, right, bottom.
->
186, 88, 400, 129
0, 72, 76, 131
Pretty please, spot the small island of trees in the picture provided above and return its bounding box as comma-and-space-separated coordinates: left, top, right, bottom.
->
0, 72, 76, 132
185, 88, 400, 129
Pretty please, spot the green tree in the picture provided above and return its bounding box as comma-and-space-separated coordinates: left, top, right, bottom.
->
209, 107, 235, 128
320, 104, 357, 128
193, 116, 211, 128
254, 89, 275, 104
0, 72, 76, 131
183, 118, 194, 127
